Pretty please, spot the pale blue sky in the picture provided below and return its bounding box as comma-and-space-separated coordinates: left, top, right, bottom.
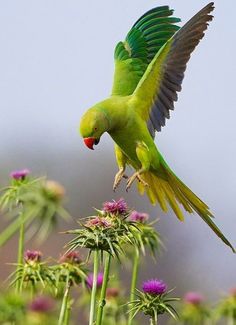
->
0, 0, 235, 307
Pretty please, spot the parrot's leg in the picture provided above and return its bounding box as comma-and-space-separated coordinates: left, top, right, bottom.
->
126, 141, 150, 191
113, 144, 128, 191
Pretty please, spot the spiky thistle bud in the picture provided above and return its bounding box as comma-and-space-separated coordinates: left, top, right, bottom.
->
59, 251, 81, 264
9, 250, 55, 291
53, 250, 86, 288
43, 180, 65, 201
24, 250, 42, 263
127, 279, 179, 323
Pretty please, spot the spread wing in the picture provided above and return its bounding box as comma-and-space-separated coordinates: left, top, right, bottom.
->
111, 6, 181, 97
132, 3, 214, 133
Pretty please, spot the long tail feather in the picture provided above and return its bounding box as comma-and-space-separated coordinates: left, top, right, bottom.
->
137, 166, 235, 252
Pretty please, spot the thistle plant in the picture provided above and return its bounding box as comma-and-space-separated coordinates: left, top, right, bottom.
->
64, 216, 106, 325
214, 288, 236, 324
54, 251, 87, 325
178, 292, 210, 325
128, 279, 179, 324
64, 199, 162, 325
1, 187, 233, 325
65, 214, 118, 325
8, 250, 55, 294
127, 211, 162, 325
64, 198, 140, 325
102, 287, 127, 325
0, 172, 70, 246
0, 170, 70, 292
0, 169, 33, 290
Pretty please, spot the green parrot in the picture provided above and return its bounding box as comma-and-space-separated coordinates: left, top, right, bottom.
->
79, 3, 235, 252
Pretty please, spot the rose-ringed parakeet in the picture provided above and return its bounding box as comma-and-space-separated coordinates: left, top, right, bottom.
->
79, 3, 235, 252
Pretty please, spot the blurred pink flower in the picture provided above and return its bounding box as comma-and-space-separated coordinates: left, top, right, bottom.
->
184, 292, 204, 305
129, 210, 149, 223
29, 295, 54, 313
86, 272, 103, 289
10, 169, 30, 180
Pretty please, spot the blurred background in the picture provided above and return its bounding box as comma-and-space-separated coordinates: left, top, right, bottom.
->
0, 0, 235, 323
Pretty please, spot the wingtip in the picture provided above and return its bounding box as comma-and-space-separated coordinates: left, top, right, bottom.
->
207, 2, 215, 11
224, 240, 235, 253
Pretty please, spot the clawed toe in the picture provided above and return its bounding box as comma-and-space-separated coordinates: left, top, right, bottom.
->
113, 169, 128, 191
126, 173, 149, 192
137, 175, 149, 187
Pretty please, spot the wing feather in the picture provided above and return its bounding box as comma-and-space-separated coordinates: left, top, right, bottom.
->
133, 2, 214, 132
111, 7, 180, 96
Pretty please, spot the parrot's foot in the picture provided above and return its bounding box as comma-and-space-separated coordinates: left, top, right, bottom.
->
113, 168, 128, 192
126, 172, 149, 192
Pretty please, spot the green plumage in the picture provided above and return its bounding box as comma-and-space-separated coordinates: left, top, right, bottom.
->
79, 3, 235, 252
112, 6, 181, 96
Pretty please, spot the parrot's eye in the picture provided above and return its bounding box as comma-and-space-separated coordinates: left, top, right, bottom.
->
94, 127, 98, 131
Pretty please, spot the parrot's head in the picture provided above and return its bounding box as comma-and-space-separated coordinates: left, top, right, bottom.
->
80, 107, 110, 150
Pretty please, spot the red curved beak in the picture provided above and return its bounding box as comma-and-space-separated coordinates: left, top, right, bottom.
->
83, 137, 96, 150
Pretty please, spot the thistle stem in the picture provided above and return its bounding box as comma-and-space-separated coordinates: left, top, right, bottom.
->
31, 283, 37, 299
150, 316, 158, 325
96, 253, 111, 325
64, 301, 71, 325
227, 316, 235, 325
16, 212, 24, 293
89, 249, 99, 325
58, 275, 71, 325
128, 247, 140, 325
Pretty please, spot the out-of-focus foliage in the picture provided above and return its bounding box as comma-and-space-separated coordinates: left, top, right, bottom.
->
0, 291, 58, 325
0, 173, 71, 246
214, 289, 236, 323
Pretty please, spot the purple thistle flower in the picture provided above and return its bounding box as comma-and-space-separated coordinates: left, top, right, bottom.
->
142, 279, 167, 296
29, 296, 55, 313
184, 292, 204, 305
59, 251, 81, 264
10, 169, 30, 180
86, 272, 103, 289
129, 210, 149, 223
24, 250, 42, 263
103, 198, 128, 215
86, 216, 112, 228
